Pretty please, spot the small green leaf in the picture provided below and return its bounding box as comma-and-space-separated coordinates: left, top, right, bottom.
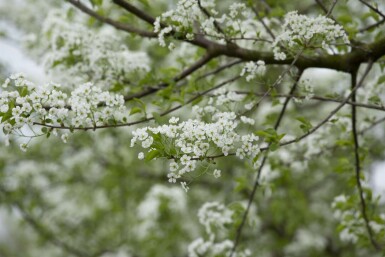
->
129, 107, 143, 116
296, 116, 313, 133
145, 150, 161, 161
89, 0, 103, 6
377, 75, 385, 85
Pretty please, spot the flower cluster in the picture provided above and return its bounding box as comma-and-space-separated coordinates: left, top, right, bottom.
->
154, 0, 202, 47
43, 10, 150, 90
131, 89, 262, 185
0, 74, 129, 148
198, 202, 233, 235
188, 202, 251, 257
154, 0, 263, 48
273, 11, 349, 60
136, 184, 187, 237
284, 229, 326, 255
131, 112, 260, 184
240, 61, 266, 81
293, 78, 314, 104
332, 194, 385, 244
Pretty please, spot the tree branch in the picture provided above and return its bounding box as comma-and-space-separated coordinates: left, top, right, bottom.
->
250, 5, 276, 40
359, 18, 385, 33
230, 70, 304, 256
359, 116, 385, 134
197, 0, 227, 38
278, 60, 374, 148
33, 75, 239, 131
0, 187, 90, 257
358, 0, 385, 19
350, 71, 382, 251
231, 92, 385, 113
68, 0, 385, 72
123, 51, 216, 102
66, 0, 157, 38
112, 0, 157, 26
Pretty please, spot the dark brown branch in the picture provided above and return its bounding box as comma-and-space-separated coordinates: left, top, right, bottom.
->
66, 0, 156, 38
68, 0, 385, 73
112, 0, 157, 26
350, 71, 382, 251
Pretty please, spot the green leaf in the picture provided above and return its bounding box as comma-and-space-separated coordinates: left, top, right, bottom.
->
377, 75, 385, 85
152, 112, 166, 124
129, 107, 143, 116
145, 150, 161, 161
191, 96, 203, 106
296, 116, 313, 133
89, 0, 103, 6
368, 95, 382, 105
133, 98, 147, 113
20, 87, 28, 97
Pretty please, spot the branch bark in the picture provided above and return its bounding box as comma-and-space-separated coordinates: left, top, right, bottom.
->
66, 0, 157, 38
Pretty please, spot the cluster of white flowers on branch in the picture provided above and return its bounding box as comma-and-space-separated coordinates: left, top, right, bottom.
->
188, 202, 251, 257
0, 74, 129, 148
137, 184, 187, 237
332, 194, 385, 244
154, 0, 264, 47
131, 112, 261, 185
240, 61, 266, 81
273, 11, 349, 60
43, 10, 150, 90
131, 89, 265, 185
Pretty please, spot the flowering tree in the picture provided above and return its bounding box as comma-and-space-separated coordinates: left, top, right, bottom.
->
0, 0, 385, 256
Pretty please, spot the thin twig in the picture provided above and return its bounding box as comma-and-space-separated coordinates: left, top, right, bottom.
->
231, 92, 385, 112
195, 60, 244, 81
359, 116, 385, 134
112, 0, 157, 25
241, 49, 304, 116
358, 0, 385, 19
0, 185, 89, 257
351, 71, 382, 251
357, 0, 385, 32
326, 0, 338, 17
66, 0, 156, 38
197, 0, 226, 38
250, 5, 276, 40
359, 18, 385, 33
230, 70, 304, 257
123, 52, 215, 102
315, 0, 329, 14
279, 60, 374, 148
33, 76, 239, 131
